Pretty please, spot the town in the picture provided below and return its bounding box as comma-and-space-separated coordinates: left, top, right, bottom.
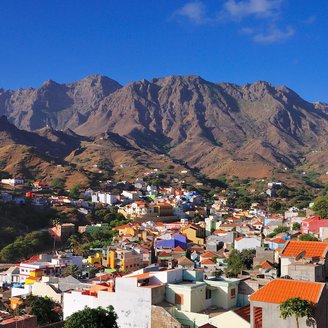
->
1, 172, 328, 328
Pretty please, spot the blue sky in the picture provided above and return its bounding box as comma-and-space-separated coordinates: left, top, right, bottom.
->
0, 0, 327, 102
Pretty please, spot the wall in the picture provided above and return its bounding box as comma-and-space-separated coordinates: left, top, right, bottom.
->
251, 301, 313, 328
32, 282, 62, 303
151, 305, 182, 328
205, 279, 240, 310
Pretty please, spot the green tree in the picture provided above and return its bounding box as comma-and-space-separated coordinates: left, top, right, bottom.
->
63, 264, 81, 278
69, 184, 80, 199
292, 223, 301, 230
226, 249, 256, 277
25, 296, 61, 325
280, 297, 314, 328
313, 196, 328, 218
51, 177, 65, 192
299, 234, 318, 241
64, 306, 118, 328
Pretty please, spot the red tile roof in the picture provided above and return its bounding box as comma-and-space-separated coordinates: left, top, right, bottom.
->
249, 279, 324, 304
271, 238, 287, 244
259, 260, 273, 269
235, 305, 262, 326
201, 259, 215, 265
172, 246, 185, 252
281, 240, 328, 259
201, 251, 217, 258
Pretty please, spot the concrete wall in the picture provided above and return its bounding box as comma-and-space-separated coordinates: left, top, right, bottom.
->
32, 282, 62, 303
251, 301, 311, 328
205, 279, 239, 310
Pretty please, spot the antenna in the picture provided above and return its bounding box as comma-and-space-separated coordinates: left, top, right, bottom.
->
295, 251, 305, 261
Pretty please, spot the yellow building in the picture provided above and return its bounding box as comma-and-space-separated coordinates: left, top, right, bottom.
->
181, 225, 205, 245
88, 253, 103, 265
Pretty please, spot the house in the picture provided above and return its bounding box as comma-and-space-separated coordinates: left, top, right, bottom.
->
32, 181, 49, 190
181, 224, 206, 245
280, 240, 328, 281
234, 237, 261, 251
301, 216, 328, 235
155, 233, 187, 250
19, 253, 82, 283
177, 256, 194, 269
1, 178, 24, 187
249, 279, 328, 328
265, 237, 287, 250
106, 248, 144, 272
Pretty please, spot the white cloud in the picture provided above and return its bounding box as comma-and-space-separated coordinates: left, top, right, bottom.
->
172, 1, 208, 24
223, 0, 283, 19
253, 25, 295, 43
172, 0, 296, 44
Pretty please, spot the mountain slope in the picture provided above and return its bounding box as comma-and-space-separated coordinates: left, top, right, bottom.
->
0, 75, 121, 131
2, 75, 328, 179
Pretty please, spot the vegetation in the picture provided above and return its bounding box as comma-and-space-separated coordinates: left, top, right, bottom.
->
266, 226, 289, 238
313, 196, 328, 218
280, 297, 314, 328
226, 249, 256, 277
299, 234, 318, 241
51, 176, 65, 192
0, 231, 52, 263
292, 222, 301, 230
64, 306, 118, 328
69, 184, 80, 199
24, 296, 61, 325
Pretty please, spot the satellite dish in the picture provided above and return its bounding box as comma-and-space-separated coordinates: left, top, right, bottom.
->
295, 251, 306, 261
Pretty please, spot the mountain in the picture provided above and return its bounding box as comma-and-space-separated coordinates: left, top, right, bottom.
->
0, 75, 121, 131
0, 116, 90, 187
2, 75, 328, 180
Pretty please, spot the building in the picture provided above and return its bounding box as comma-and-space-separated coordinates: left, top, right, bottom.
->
1, 178, 24, 187
91, 192, 118, 205
106, 248, 144, 272
234, 237, 261, 251
301, 216, 328, 235
19, 253, 82, 283
280, 240, 328, 281
181, 225, 206, 245
249, 279, 328, 328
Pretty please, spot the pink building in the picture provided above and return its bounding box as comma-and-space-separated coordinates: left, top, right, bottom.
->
301, 216, 328, 234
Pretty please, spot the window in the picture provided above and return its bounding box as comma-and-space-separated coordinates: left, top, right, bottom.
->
206, 289, 212, 299
175, 293, 184, 305
230, 288, 236, 299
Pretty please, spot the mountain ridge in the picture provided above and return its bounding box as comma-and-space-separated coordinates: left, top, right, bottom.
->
1, 74, 328, 180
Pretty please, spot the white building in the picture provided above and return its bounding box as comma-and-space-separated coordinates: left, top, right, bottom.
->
19, 253, 82, 283
121, 190, 141, 201
1, 178, 24, 186
234, 237, 261, 251
91, 192, 118, 205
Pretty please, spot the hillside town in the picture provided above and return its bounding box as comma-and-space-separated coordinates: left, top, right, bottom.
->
1, 173, 328, 328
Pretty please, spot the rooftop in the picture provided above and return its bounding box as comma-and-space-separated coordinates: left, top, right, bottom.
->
281, 240, 328, 259
249, 279, 324, 304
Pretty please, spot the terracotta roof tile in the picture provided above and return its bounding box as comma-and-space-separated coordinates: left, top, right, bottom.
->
201, 259, 215, 265
201, 251, 217, 258
259, 260, 273, 269
281, 240, 328, 259
249, 279, 324, 304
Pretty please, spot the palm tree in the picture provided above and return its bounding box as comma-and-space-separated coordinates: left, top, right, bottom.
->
280, 297, 314, 328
